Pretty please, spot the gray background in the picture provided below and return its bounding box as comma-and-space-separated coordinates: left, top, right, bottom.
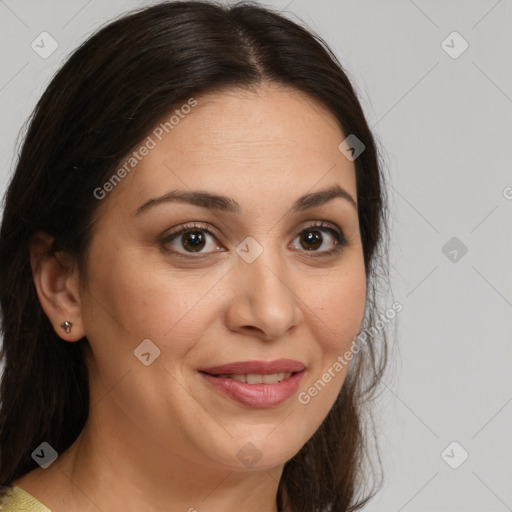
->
1, 0, 511, 510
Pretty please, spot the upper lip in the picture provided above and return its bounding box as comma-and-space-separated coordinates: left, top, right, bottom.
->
200, 359, 306, 375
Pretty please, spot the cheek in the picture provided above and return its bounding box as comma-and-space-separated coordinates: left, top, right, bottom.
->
296, 266, 366, 412
82, 248, 226, 361
308, 267, 367, 353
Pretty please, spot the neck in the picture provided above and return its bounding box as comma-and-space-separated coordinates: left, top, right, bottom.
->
44, 401, 283, 512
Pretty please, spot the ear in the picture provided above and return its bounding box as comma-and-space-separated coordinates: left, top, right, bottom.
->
30, 232, 85, 342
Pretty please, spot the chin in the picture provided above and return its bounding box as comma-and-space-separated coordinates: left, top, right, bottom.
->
206, 431, 307, 472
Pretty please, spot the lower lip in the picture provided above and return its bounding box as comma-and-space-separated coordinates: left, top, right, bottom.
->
200, 371, 305, 408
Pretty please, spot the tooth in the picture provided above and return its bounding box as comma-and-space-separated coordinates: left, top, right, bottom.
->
215, 372, 294, 383
246, 374, 263, 384
262, 373, 279, 384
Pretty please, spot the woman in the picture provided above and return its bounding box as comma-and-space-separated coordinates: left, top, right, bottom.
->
0, 1, 391, 510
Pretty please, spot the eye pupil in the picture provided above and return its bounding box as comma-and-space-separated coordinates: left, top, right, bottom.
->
182, 231, 205, 252
301, 230, 322, 250
166, 224, 341, 257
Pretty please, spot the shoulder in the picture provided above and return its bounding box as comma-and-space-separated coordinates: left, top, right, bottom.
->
0, 485, 51, 511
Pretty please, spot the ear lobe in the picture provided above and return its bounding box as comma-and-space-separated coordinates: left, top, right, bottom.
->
30, 232, 85, 342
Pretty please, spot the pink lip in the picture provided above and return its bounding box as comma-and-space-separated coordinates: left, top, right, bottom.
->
199, 359, 306, 408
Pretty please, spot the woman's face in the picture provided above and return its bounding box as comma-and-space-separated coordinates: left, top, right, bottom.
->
79, 83, 367, 472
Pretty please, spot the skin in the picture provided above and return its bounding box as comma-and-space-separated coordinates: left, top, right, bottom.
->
17, 82, 367, 512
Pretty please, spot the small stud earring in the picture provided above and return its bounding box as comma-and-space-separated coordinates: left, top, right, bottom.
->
60, 321, 72, 333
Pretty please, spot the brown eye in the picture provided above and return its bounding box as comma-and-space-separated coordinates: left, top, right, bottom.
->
299, 229, 323, 251
180, 231, 207, 252
162, 223, 223, 256
290, 222, 347, 257
162, 221, 347, 259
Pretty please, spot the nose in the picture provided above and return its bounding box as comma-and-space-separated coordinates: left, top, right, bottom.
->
225, 246, 303, 341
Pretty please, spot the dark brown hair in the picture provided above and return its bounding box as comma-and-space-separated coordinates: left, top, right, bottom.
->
0, 1, 391, 510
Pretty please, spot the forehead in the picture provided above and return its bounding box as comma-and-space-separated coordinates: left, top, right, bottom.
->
160, 84, 347, 164
97, 83, 357, 216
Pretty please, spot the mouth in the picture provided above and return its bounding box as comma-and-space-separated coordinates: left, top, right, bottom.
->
199, 359, 306, 408
203, 372, 294, 384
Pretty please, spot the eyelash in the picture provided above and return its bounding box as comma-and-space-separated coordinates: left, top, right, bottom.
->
161, 221, 348, 260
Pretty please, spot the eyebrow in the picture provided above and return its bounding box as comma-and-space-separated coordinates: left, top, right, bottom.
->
134, 184, 357, 217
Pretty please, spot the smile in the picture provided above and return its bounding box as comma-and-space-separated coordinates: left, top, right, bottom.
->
199, 359, 306, 408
